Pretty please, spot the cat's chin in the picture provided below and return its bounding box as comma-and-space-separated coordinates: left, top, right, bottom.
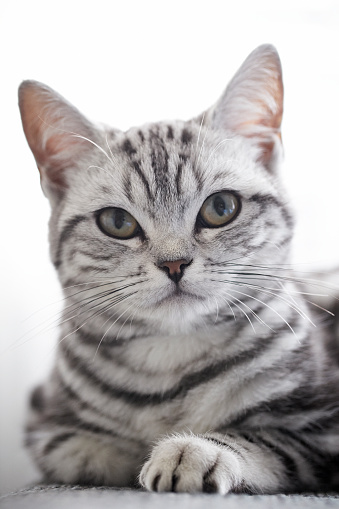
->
136, 287, 209, 330
148, 296, 210, 335
147, 287, 205, 309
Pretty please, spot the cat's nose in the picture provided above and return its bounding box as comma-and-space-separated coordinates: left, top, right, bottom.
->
157, 258, 192, 284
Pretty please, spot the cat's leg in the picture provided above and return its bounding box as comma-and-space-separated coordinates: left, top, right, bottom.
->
139, 429, 334, 494
26, 423, 145, 486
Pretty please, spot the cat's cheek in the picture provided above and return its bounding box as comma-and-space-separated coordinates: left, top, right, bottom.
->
139, 435, 241, 494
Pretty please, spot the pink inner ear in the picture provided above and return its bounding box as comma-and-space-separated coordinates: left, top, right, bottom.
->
212, 45, 284, 169
19, 80, 95, 191
236, 70, 283, 134
240, 76, 283, 167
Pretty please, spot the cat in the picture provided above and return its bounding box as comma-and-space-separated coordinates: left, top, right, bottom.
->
18, 44, 339, 494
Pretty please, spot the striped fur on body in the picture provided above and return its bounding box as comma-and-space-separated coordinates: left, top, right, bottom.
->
19, 45, 339, 493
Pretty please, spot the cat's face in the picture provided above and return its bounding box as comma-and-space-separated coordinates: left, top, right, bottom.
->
19, 45, 291, 334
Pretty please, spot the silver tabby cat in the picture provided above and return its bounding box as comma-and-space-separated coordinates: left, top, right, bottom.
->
19, 44, 339, 494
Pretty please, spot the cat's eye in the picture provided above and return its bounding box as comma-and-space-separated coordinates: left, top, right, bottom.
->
198, 191, 240, 228
97, 208, 140, 239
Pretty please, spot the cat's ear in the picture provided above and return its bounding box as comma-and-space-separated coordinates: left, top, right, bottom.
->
211, 44, 283, 171
18, 80, 98, 199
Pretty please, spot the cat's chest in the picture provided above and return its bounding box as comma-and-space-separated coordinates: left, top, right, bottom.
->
57, 325, 303, 441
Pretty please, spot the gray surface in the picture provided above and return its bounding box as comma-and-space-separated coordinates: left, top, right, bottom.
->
1, 486, 339, 509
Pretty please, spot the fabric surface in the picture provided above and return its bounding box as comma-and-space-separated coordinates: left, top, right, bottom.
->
1, 486, 339, 509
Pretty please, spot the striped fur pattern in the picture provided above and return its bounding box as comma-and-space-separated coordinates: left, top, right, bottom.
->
19, 45, 339, 493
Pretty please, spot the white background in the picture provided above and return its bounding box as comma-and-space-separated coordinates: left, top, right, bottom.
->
0, 0, 338, 494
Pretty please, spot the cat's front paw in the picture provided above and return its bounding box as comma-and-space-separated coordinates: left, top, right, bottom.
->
139, 435, 241, 494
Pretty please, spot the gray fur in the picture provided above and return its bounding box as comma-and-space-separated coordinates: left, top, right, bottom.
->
19, 45, 339, 494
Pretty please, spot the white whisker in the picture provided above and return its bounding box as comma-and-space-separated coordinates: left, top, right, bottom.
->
71, 133, 114, 164
87, 165, 114, 178
205, 138, 233, 167
226, 286, 294, 334
93, 299, 137, 359
220, 295, 256, 333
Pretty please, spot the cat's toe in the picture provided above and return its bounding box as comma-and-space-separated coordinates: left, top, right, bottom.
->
139, 435, 239, 494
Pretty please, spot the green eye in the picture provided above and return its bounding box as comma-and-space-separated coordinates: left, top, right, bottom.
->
199, 191, 240, 228
97, 208, 139, 239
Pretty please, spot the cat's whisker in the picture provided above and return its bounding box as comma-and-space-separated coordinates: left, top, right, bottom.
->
212, 274, 314, 327
219, 294, 256, 333
224, 285, 296, 333
209, 252, 256, 266
87, 165, 114, 179
213, 276, 332, 304
224, 297, 236, 321
93, 299, 138, 359
105, 133, 120, 167
224, 261, 339, 282
214, 297, 219, 325
195, 121, 209, 172
224, 289, 276, 333
214, 292, 237, 322
63, 280, 143, 315
15, 280, 127, 342
211, 266, 339, 295
10, 280, 132, 343
23, 279, 129, 324
306, 300, 336, 315
72, 290, 139, 327
229, 279, 311, 321
34, 116, 114, 167
56, 292, 136, 353
115, 304, 142, 342
203, 287, 228, 325
205, 139, 233, 167
34, 283, 142, 341
263, 240, 283, 252
60, 291, 125, 325
129, 306, 140, 334
277, 281, 309, 317
210, 267, 338, 320
247, 279, 335, 323
49, 286, 129, 330
195, 112, 206, 156
71, 133, 115, 165
94, 291, 139, 325
62, 273, 145, 293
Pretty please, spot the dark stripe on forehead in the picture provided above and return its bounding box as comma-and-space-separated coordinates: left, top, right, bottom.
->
175, 162, 183, 196
167, 125, 174, 140
132, 160, 153, 201
179, 153, 189, 164
121, 138, 137, 157
193, 167, 204, 192
149, 128, 170, 189
123, 174, 134, 203
181, 128, 193, 145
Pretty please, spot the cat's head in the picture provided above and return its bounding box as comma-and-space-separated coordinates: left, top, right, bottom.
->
18, 44, 292, 334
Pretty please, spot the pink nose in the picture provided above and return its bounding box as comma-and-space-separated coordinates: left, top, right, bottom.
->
158, 259, 189, 275
157, 258, 192, 283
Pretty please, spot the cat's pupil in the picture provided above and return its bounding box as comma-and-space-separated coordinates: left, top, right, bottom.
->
114, 209, 125, 230
214, 196, 227, 217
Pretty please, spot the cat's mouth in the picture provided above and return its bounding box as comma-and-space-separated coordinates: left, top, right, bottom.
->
160, 285, 205, 304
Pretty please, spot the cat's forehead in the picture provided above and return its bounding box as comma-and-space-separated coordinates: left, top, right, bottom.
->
68, 119, 274, 229
101, 120, 266, 212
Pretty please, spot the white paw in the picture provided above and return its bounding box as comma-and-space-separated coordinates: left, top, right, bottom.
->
139, 435, 241, 494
